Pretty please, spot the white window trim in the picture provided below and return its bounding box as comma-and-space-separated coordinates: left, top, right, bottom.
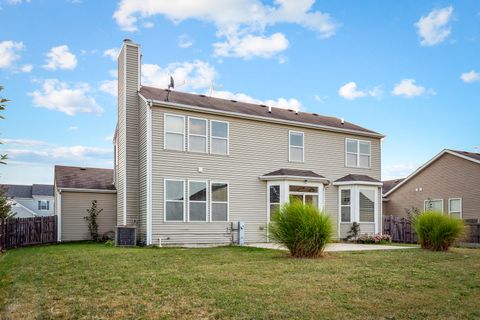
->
187, 180, 208, 222
210, 181, 229, 222
289, 130, 304, 163
187, 117, 208, 153
424, 199, 444, 213
38, 200, 49, 211
345, 138, 371, 169
210, 120, 229, 155
339, 189, 352, 223
164, 179, 186, 222
358, 188, 376, 223
164, 113, 186, 151
448, 198, 462, 218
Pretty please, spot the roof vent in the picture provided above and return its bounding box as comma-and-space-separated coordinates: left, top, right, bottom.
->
288, 109, 294, 112
341, 118, 345, 125
260, 104, 268, 108
79, 167, 87, 171
199, 94, 207, 97
123, 38, 132, 43
268, 106, 272, 113
312, 113, 319, 116
230, 99, 237, 103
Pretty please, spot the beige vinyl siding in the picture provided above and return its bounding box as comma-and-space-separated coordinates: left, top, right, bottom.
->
60, 191, 116, 242
138, 98, 148, 241
384, 153, 480, 221
151, 106, 382, 244
116, 46, 125, 225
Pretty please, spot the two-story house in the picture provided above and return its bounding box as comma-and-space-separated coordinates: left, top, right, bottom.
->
110, 39, 384, 245
2, 184, 54, 218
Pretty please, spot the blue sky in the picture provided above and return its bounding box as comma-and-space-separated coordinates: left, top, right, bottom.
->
0, 0, 479, 184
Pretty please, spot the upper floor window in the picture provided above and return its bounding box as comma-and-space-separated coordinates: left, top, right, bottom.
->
289, 131, 304, 162
211, 120, 229, 155
164, 114, 185, 151
346, 139, 371, 168
38, 200, 49, 211
188, 117, 207, 153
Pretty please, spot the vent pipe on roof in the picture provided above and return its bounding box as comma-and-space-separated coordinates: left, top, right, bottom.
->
268, 106, 272, 113
341, 118, 345, 125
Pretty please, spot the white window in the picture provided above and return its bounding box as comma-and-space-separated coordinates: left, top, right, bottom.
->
164, 114, 185, 151
211, 120, 229, 155
188, 117, 207, 153
359, 189, 375, 222
424, 199, 444, 212
448, 198, 462, 219
165, 180, 185, 221
188, 181, 207, 222
211, 182, 228, 221
340, 189, 351, 222
269, 185, 281, 218
289, 131, 304, 162
346, 139, 371, 168
38, 200, 49, 211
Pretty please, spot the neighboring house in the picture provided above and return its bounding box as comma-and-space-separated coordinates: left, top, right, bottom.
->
109, 39, 384, 246
383, 149, 480, 221
53, 166, 116, 241
1, 184, 54, 218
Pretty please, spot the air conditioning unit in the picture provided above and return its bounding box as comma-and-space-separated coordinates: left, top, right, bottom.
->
115, 226, 136, 246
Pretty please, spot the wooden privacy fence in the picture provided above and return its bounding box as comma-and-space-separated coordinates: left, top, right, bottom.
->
0, 216, 57, 251
383, 215, 418, 244
465, 222, 480, 244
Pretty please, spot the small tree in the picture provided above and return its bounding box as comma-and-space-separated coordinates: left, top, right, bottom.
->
84, 200, 103, 241
1, 85, 9, 164
345, 222, 360, 241
0, 187, 13, 219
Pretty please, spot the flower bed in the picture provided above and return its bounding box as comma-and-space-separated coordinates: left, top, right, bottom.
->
357, 233, 392, 244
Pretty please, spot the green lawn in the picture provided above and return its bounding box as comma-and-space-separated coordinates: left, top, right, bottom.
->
1, 243, 479, 319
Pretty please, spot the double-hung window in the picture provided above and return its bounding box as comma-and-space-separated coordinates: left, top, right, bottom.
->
424, 199, 443, 212
188, 117, 207, 153
165, 180, 185, 221
211, 182, 228, 221
269, 185, 281, 218
211, 121, 229, 155
189, 181, 207, 221
448, 198, 462, 219
346, 139, 371, 168
340, 189, 351, 222
38, 200, 49, 211
164, 114, 185, 151
289, 131, 304, 162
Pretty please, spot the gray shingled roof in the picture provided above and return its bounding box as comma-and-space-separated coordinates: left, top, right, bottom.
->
448, 149, 480, 162
382, 179, 404, 194
1, 185, 33, 198
32, 184, 54, 196
263, 169, 325, 178
139, 86, 382, 136
55, 165, 115, 190
334, 174, 381, 183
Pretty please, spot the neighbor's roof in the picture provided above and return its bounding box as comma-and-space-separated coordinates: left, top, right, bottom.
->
334, 174, 381, 184
384, 149, 480, 197
139, 86, 383, 137
54, 165, 115, 190
382, 179, 404, 194
1, 184, 53, 198
262, 168, 325, 178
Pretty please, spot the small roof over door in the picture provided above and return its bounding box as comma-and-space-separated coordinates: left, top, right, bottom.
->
332, 174, 382, 186
259, 168, 329, 184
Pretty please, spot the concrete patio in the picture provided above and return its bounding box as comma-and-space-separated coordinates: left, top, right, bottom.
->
246, 242, 418, 252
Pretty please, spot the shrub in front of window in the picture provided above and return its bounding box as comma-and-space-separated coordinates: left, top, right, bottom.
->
345, 222, 360, 241
269, 200, 332, 258
413, 211, 465, 251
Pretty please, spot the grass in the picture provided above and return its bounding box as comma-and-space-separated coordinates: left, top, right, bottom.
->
0, 243, 479, 319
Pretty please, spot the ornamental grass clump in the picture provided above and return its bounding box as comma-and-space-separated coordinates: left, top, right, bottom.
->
269, 200, 333, 258
413, 211, 465, 251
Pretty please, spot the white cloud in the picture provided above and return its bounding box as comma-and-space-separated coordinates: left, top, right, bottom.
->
103, 47, 119, 61
105, 134, 114, 141
67, 126, 79, 131
30, 79, 103, 116
43, 45, 77, 70
338, 82, 382, 100
0, 40, 25, 69
211, 90, 303, 112
460, 70, 480, 83
382, 163, 418, 180
5, 0, 31, 4
142, 21, 154, 28
19, 64, 33, 72
2, 138, 47, 147
314, 94, 327, 103
50, 145, 111, 159
392, 79, 434, 98
142, 60, 216, 91
100, 79, 118, 97
213, 32, 289, 59
415, 6, 454, 46
178, 34, 193, 48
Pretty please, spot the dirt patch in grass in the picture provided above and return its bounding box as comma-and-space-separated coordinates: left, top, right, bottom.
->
1, 243, 479, 319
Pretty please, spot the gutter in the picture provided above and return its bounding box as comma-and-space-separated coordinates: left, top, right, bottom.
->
57, 188, 117, 194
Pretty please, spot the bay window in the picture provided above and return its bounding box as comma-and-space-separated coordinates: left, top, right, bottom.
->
339, 186, 378, 225
269, 185, 281, 217
359, 189, 375, 222
340, 189, 351, 222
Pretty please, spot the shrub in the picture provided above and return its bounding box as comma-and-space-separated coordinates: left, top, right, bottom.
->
84, 200, 103, 242
269, 200, 333, 258
357, 233, 392, 244
345, 222, 360, 241
413, 211, 465, 251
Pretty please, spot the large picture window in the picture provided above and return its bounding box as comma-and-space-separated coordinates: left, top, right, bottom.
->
211, 121, 229, 155
188, 117, 207, 153
165, 180, 185, 221
165, 114, 185, 151
289, 131, 304, 162
359, 189, 375, 222
346, 139, 371, 168
211, 182, 228, 221
189, 181, 207, 221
